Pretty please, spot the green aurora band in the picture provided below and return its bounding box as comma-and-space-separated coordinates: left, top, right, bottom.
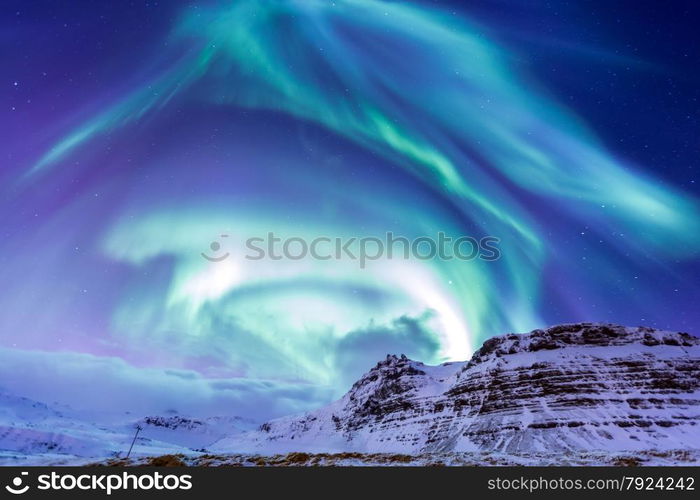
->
17, 0, 700, 394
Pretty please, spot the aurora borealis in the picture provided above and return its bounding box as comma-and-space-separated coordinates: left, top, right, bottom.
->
1, 0, 699, 419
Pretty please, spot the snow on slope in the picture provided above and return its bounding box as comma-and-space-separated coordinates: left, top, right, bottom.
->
131, 415, 257, 449
0, 391, 254, 465
212, 323, 700, 454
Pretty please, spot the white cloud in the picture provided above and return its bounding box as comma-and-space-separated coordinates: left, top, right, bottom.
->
0, 347, 332, 421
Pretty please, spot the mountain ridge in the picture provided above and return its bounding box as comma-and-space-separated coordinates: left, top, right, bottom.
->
212, 323, 700, 454
2, 322, 698, 464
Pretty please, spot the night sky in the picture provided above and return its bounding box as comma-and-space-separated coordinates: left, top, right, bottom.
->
1, 0, 699, 420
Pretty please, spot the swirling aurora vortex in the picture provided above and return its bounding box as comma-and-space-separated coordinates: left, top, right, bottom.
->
2, 0, 698, 417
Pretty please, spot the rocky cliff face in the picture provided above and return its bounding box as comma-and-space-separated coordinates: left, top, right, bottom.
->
213, 323, 700, 454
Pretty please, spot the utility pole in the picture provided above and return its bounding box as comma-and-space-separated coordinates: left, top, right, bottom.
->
126, 425, 142, 459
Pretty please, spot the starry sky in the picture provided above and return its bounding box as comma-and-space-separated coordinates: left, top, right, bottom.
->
1, 0, 699, 420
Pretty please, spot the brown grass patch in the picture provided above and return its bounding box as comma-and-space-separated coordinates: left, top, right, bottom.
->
612, 456, 641, 467
147, 454, 187, 467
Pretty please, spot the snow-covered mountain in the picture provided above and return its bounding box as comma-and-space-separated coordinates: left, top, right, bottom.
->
213, 323, 700, 454
0, 392, 255, 465
0, 392, 108, 460
2, 323, 698, 464
133, 415, 257, 449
